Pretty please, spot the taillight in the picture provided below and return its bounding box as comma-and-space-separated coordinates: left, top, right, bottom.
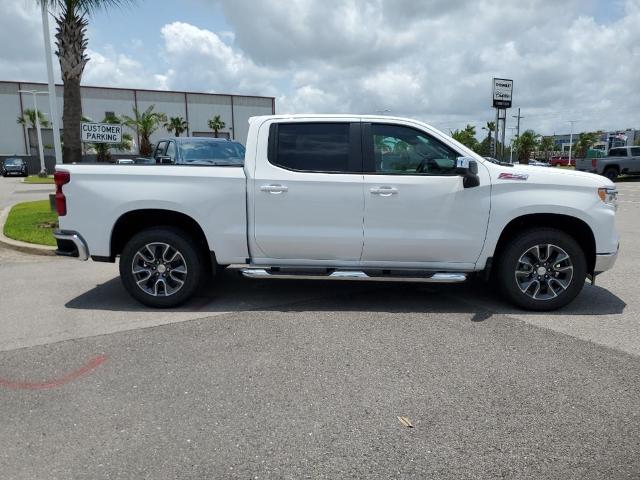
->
54, 170, 70, 216
592, 159, 597, 169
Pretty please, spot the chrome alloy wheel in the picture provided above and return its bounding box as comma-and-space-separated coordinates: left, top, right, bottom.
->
131, 242, 188, 297
514, 244, 574, 301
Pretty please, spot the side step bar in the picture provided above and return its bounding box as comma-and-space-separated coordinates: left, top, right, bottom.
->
240, 268, 467, 283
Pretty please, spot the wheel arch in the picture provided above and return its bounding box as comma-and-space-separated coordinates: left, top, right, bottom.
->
109, 209, 214, 269
493, 213, 596, 274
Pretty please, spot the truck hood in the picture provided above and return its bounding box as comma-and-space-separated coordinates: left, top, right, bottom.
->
493, 163, 615, 189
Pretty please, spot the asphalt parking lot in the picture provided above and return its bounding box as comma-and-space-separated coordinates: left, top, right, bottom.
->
1, 176, 639, 479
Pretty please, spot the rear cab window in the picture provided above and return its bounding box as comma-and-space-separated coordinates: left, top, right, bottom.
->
268, 122, 362, 173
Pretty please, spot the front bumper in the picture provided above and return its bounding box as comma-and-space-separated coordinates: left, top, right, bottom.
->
53, 229, 89, 261
594, 247, 619, 274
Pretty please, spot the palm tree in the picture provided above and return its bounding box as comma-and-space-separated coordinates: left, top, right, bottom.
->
208, 114, 226, 138
482, 121, 496, 153
84, 113, 132, 162
164, 116, 188, 137
122, 105, 167, 156
574, 132, 600, 158
538, 136, 556, 161
513, 130, 540, 164
36, 0, 134, 164
17, 108, 51, 129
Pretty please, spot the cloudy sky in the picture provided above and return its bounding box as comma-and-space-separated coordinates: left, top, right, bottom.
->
2, 0, 639, 140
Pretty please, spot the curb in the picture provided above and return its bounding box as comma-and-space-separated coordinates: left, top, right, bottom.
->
0, 205, 56, 256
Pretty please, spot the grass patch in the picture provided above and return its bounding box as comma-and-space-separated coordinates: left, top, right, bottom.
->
3, 200, 57, 246
23, 175, 54, 184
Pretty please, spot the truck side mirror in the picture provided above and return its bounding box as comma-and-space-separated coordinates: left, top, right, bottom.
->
456, 157, 480, 188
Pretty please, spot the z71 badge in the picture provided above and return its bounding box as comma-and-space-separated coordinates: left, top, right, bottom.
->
498, 172, 529, 181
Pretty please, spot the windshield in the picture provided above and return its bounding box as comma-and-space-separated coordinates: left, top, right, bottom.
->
4, 158, 23, 166
180, 141, 245, 165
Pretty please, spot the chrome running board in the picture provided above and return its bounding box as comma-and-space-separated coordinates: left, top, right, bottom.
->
240, 268, 467, 283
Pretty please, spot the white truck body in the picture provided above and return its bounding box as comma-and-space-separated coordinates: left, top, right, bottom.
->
54, 114, 620, 310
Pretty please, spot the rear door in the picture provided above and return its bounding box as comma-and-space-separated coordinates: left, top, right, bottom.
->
251, 120, 365, 262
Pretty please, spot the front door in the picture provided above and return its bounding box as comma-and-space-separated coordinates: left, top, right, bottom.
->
252, 120, 365, 262
361, 122, 490, 268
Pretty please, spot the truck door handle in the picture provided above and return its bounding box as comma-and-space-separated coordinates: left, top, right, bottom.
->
370, 186, 398, 196
260, 184, 288, 194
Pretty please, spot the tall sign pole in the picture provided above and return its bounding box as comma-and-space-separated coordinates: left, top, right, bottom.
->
41, 3, 63, 165
492, 78, 513, 161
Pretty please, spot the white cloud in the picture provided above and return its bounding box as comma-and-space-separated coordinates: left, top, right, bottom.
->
2, 0, 639, 138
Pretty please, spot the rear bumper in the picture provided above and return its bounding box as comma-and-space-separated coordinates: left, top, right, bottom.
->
594, 247, 618, 274
53, 229, 89, 261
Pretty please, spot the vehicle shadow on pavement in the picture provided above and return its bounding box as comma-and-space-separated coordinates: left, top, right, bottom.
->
65, 269, 626, 318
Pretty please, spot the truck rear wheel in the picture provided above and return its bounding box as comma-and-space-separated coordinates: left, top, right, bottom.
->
496, 228, 587, 311
603, 167, 619, 181
119, 227, 204, 308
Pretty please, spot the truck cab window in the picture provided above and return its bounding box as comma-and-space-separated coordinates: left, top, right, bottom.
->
270, 123, 353, 173
166, 141, 176, 161
370, 124, 459, 175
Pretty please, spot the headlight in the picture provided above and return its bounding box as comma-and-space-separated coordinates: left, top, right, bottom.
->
598, 187, 618, 207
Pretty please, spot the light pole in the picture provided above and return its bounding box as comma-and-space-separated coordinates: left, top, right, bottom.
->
568, 120, 578, 166
19, 90, 49, 175
41, 2, 62, 165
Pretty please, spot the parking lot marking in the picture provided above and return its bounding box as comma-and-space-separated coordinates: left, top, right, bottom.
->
0, 354, 107, 390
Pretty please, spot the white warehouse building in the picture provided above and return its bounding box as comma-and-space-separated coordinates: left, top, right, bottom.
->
0, 80, 275, 157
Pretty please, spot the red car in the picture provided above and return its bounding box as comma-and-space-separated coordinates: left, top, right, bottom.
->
549, 155, 575, 167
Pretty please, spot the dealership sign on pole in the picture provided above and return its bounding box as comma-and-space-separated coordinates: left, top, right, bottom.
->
80, 122, 123, 143
492, 78, 513, 108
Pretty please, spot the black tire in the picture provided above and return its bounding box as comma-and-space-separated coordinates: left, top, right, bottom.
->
119, 227, 205, 308
496, 228, 587, 311
603, 167, 618, 181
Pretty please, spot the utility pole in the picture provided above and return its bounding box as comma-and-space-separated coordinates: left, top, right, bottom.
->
568, 120, 578, 166
41, 3, 62, 165
512, 108, 524, 139
19, 90, 49, 175
508, 126, 518, 163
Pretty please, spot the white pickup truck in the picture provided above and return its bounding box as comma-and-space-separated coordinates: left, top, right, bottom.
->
53, 115, 619, 311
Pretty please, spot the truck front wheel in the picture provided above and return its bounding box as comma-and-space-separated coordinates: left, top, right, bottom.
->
119, 227, 204, 308
496, 228, 587, 311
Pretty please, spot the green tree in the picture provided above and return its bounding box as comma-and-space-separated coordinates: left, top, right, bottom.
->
84, 113, 132, 162
450, 124, 478, 150
513, 130, 540, 164
36, 0, 135, 164
17, 108, 50, 129
480, 121, 495, 155
574, 131, 600, 158
538, 136, 556, 161
207, 114, 226, 138
164, 116, 188, 137
123, 105, 167, 156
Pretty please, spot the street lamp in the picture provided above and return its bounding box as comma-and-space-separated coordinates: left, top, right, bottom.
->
41, 3, 63, 165
18, 90, 49, 175
568, 120, 578, 166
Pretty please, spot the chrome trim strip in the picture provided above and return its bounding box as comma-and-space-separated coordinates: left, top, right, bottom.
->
53, 230, 89, 261
240, 269, 467, 283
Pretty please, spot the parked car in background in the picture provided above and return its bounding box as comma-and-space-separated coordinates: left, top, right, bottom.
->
152, 137, 246, 166
116, 158, 135, 165
53, 114, 619, 312
576, 146, 640, 180
134, 157, 156, 164
528, 159, 551, 167
549, 155, 575, 167
1, 157, 28, 177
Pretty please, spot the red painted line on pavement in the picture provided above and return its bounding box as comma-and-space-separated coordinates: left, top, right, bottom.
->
0, 355, 108, 390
